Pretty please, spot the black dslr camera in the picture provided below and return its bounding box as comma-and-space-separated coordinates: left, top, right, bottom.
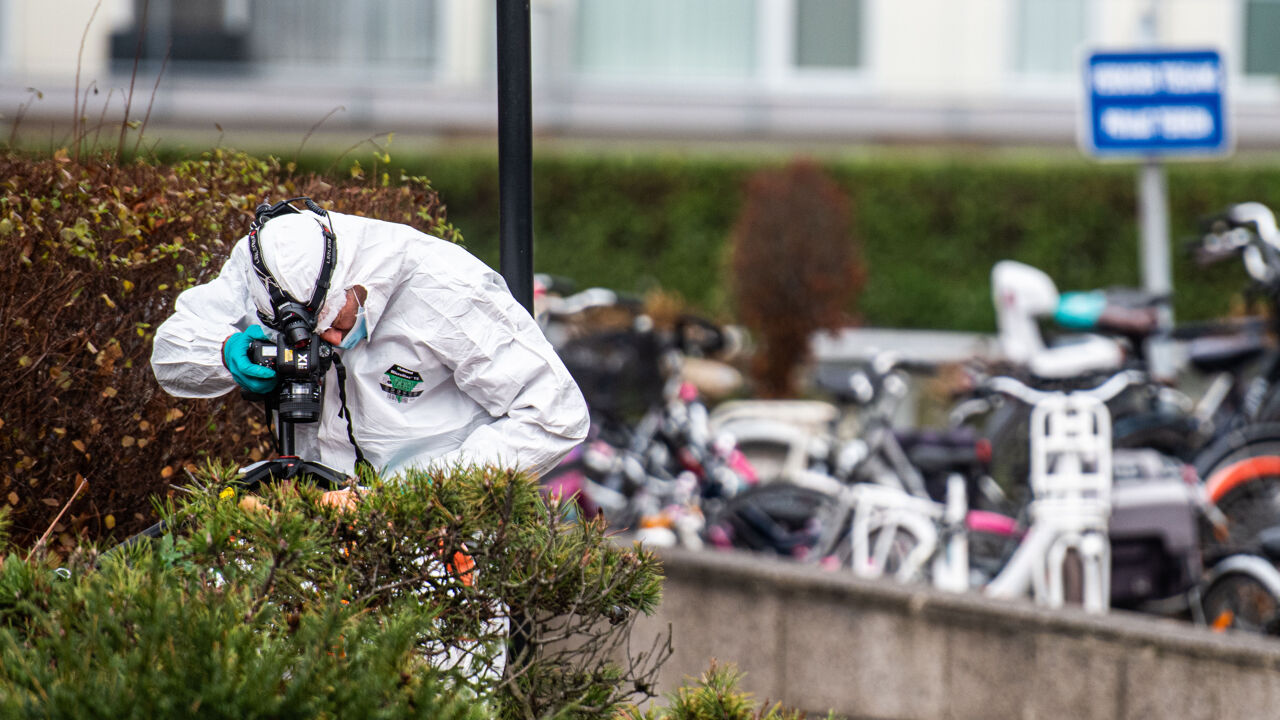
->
247, 332, 333, 424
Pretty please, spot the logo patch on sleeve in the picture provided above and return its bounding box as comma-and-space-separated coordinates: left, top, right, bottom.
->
380, 364, 424, 403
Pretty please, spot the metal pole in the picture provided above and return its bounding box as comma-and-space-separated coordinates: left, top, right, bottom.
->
1137, 0, 1176, 379
497, 0, 534, 314
1137, 0, 1169, 309
1138, 160, 1171, 305
496, 0, 534, 677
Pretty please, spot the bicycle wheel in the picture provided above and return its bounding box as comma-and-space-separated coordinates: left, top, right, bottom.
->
1195, 424, 1280, 550
831, 522, 932, 583
1201, 570, 1280, 635
732, 437, 801, 484
1112, 410, 1199, 462
706, 482, 843, 559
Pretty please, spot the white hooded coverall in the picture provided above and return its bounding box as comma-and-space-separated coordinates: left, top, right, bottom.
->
150, 210, 589, 478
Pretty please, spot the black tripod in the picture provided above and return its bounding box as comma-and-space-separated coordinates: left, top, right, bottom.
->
238, 391, 348, 491
107, 393, 348, 555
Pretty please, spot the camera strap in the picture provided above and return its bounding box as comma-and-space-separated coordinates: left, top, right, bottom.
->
247, 197, 337, 328
331, 353, 372, 473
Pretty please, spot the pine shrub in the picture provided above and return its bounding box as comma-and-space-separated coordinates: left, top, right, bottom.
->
617, 662, 837, 720
0, 464, 667, 719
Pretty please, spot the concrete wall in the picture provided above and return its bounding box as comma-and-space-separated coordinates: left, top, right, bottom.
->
632, 547, 1280, 720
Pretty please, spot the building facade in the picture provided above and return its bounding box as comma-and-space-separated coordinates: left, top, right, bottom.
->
1, 0, 1278, 147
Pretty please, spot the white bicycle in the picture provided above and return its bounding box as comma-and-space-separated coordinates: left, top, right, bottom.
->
845, 373, 1125, 612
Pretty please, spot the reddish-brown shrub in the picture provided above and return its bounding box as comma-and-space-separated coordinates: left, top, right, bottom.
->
0, 149, 459, 551
729, 159, 865, 397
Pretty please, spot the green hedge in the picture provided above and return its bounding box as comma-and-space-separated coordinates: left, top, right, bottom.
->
303, 150, 1280, 331
0, 466, 667, 719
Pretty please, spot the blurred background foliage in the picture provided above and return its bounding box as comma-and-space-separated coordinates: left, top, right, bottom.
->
289, 149, 1272, 330
6, 141, 1279, 553
728, 160, 864, 398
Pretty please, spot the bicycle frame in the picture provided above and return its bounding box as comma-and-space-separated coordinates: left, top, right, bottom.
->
845, 389, 1115, 613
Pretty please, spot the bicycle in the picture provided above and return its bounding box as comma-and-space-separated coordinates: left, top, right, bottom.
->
834, 372, 1280, 629
844, 374, 1126, 612
982, 205, 1280, 553
536, 288, 757, 549
705, 352, 1010, 562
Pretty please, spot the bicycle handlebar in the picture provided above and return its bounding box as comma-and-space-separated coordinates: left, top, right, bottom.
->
1194, 203, 1280, 278
539, 287, 643, 319
674, 314, 727, 358
1194, 226, 1254, 266
983, 370, 1146, 406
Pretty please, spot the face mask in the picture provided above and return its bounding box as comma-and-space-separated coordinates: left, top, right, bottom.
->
338, 303, 368, 350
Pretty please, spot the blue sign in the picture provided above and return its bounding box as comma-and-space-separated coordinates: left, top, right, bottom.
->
1082, 49, 1229, 158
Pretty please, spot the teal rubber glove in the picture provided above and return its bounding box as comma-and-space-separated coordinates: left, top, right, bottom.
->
222, 325, 278, 394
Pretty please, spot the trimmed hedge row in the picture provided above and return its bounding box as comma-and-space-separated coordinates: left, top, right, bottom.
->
328, 151, 1280, 330
0, 148, 459, 550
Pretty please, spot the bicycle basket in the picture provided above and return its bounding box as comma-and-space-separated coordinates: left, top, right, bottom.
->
558, 329, 666, 422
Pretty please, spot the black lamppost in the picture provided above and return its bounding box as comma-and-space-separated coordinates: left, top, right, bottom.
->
497, 0, 534, 314
496, 0, 535, 673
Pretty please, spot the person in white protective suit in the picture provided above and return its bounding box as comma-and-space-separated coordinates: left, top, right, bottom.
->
150, 199, 589, 508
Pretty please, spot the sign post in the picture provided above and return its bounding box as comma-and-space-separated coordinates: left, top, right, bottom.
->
1080, 48, 1230, 378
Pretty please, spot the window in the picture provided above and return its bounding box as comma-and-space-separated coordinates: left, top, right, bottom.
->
1013, 0, 1087, 75
248, 0, 438, 71
794, 0, 862, 69
0, 0, 10, 73
110, 0, 251, 70
574, 0, 756, 81
573, 0, 863, 85
1244, 0, 1280, 75
110, 0, 439, 76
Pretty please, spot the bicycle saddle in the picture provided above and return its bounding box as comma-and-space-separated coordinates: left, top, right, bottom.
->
1185, 332, 1269, 374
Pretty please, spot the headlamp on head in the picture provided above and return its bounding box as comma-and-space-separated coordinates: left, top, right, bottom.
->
247, 197, 337, 348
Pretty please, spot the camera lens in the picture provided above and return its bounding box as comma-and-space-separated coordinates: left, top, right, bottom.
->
272, 302, 315, 348
278, 380, 321, 423
283, 323, 311, 348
